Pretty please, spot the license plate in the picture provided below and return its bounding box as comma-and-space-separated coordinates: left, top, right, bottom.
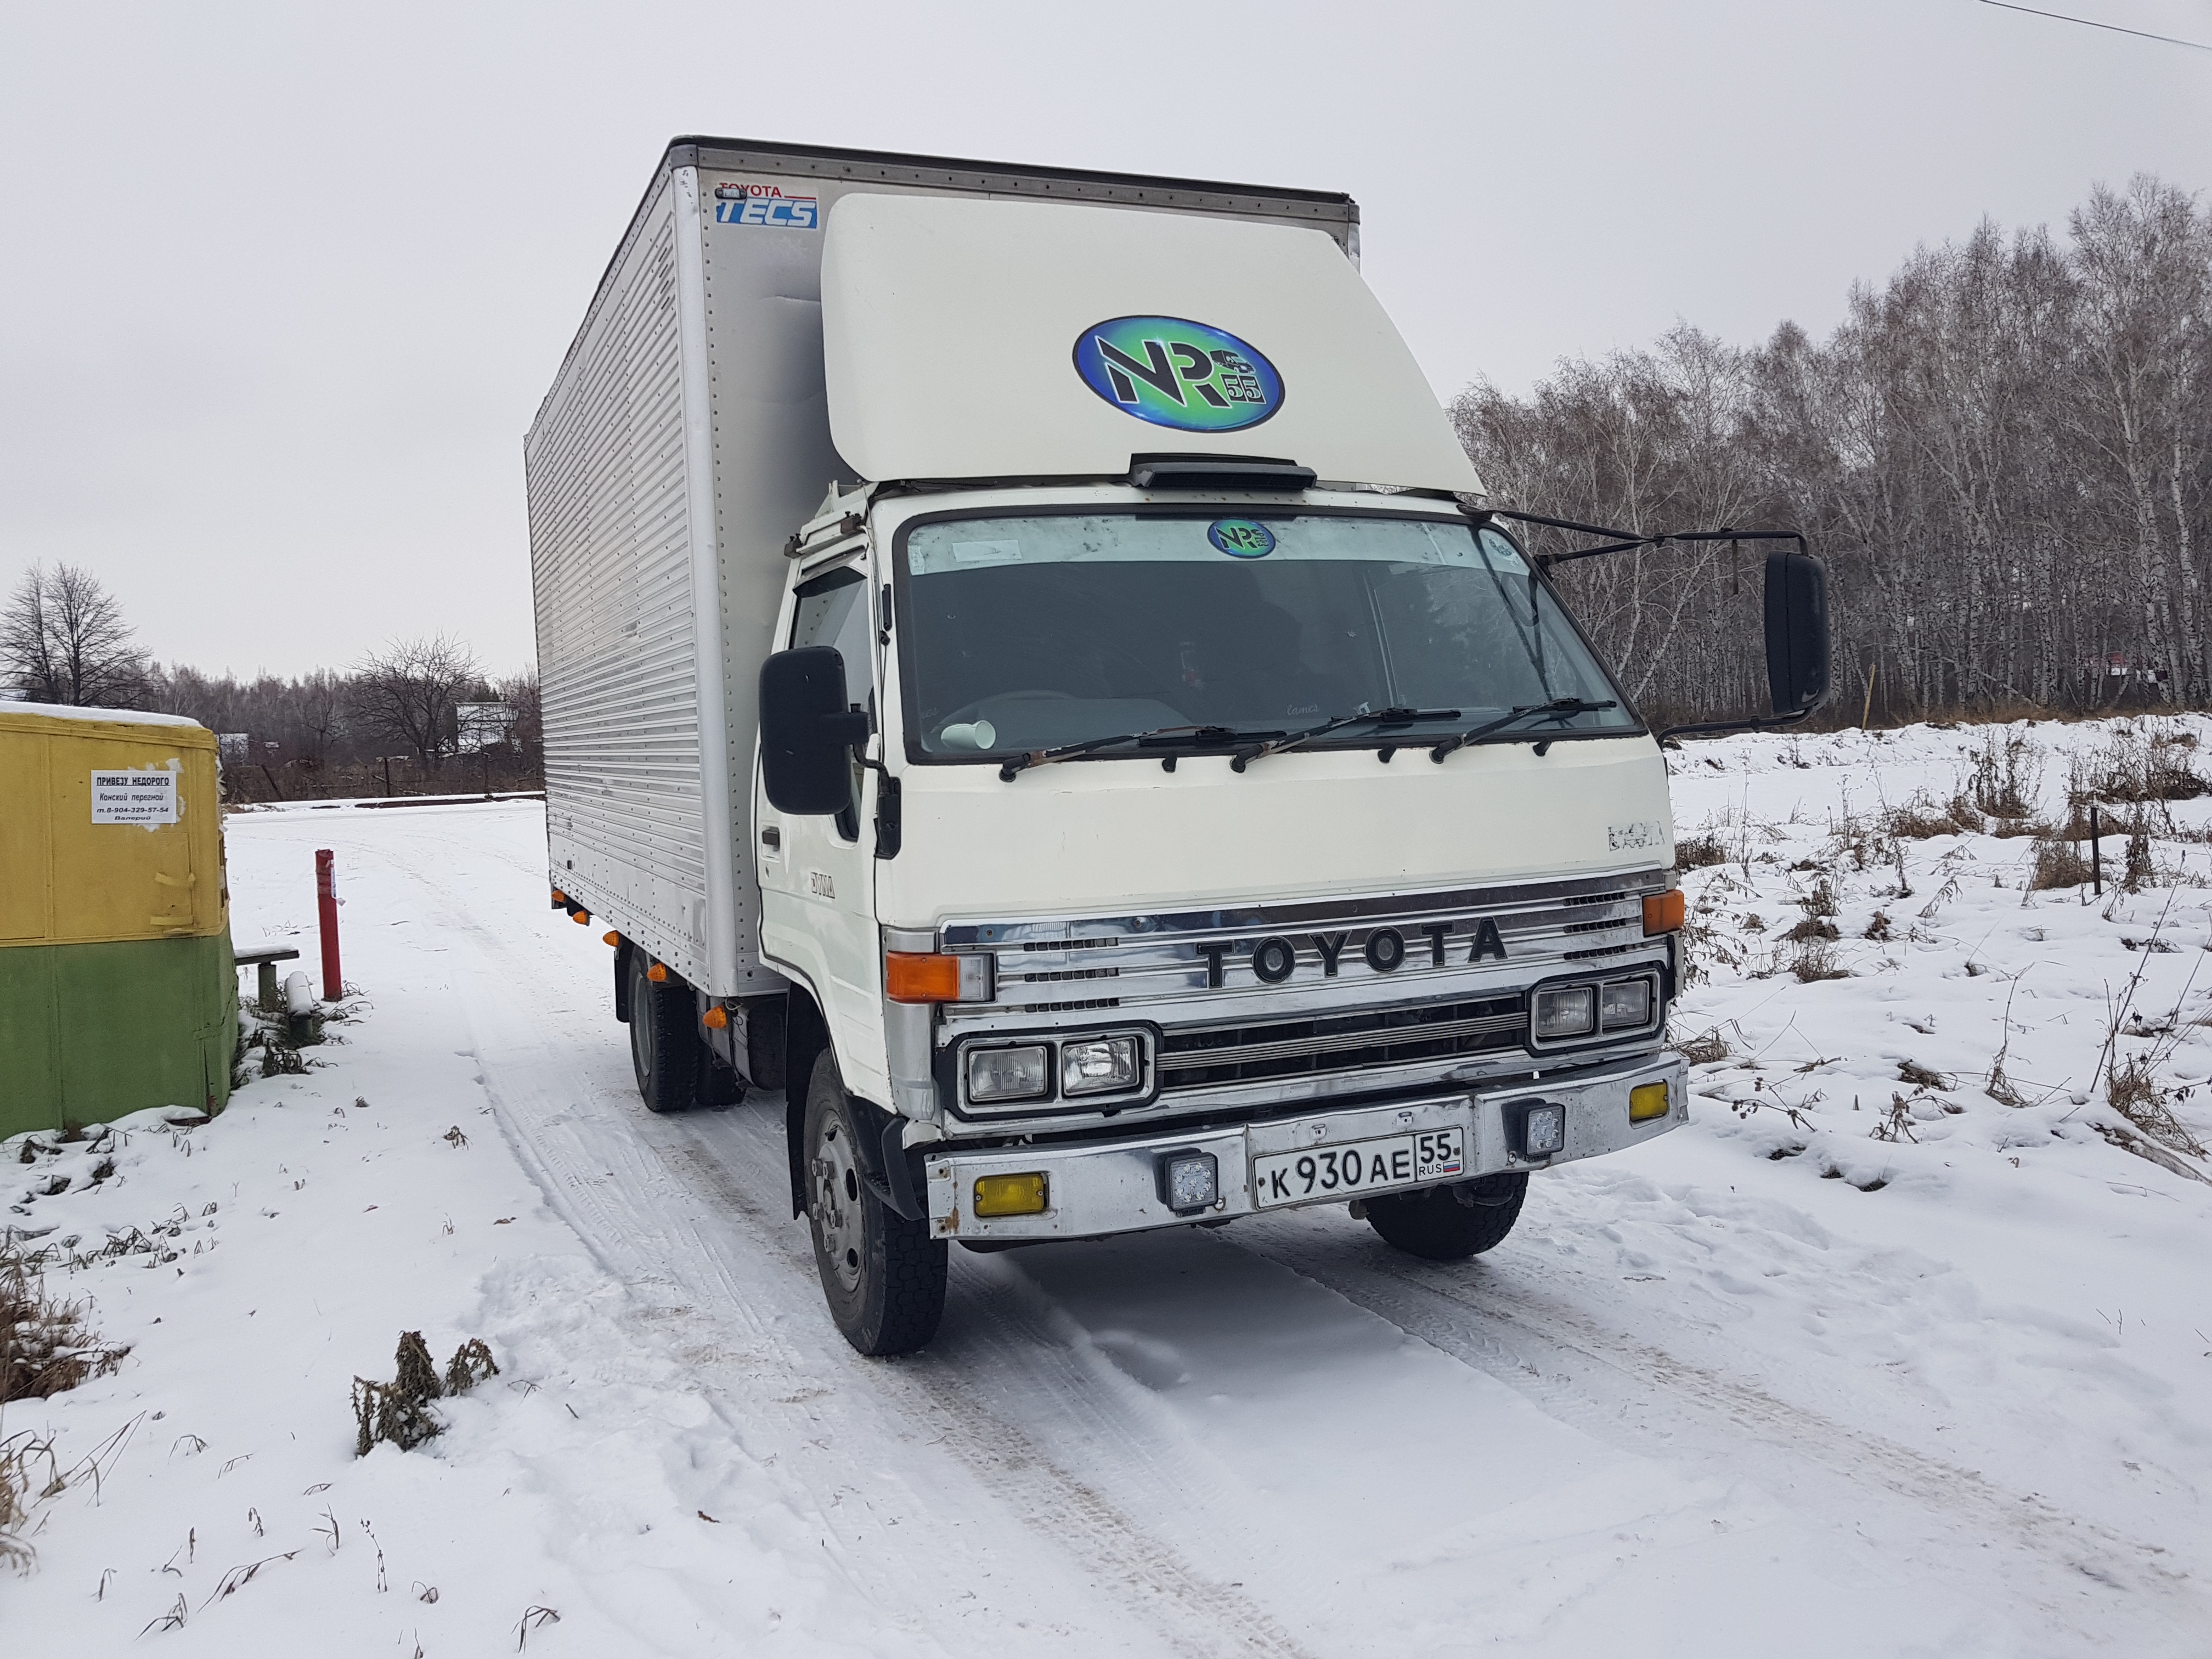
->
1251, 1127, 1466, 1209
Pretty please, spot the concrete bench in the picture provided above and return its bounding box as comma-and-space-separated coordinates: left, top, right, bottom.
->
234, 943, 301, 1012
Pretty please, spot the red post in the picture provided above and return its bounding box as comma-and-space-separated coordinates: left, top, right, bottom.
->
315, 849, 343, 1000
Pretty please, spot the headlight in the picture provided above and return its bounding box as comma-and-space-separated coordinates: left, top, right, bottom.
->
1533, 984, 1596, 1040
1600, 978, 1653, 1030
967, 1044, 1050, 1103
1061, 1035, 1142, 1097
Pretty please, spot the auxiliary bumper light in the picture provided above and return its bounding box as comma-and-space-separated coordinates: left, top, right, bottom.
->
967, 1044, 1050, 1104
1062, 1035, 1142, 1097
1516, 1101, 1567, 1160
1629, 1081, 1671, 1122
973, 1172, 1049, 1217
1155, 1150, 1219, 1215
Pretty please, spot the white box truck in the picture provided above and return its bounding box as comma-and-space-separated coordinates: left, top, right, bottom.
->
524, 138, 1827, 1355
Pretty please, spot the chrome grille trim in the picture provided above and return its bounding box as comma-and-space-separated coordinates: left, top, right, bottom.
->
1158, 1008, 1522, 1073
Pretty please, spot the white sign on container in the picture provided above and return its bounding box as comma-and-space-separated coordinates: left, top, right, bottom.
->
91, 769, 178, 824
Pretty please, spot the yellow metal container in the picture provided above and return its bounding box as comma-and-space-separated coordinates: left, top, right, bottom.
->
0, 703, 227, 945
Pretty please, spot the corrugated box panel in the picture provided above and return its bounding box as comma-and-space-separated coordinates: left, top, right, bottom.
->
526, 188, 713, 984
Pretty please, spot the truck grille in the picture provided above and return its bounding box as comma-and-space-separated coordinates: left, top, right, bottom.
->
1158, 994, 1523, 1092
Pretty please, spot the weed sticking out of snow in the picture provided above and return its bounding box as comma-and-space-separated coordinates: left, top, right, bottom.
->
350, 1330, 500, 1457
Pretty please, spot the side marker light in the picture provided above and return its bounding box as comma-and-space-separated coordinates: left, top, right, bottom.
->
646, 962, 668, 982
602, 930, 620, 946
571, 910, 591, 926
702, 1006, 729, 1030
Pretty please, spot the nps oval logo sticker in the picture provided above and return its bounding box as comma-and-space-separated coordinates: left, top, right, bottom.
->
1073, 317, 1283, 432
1207, 518, 1276, 557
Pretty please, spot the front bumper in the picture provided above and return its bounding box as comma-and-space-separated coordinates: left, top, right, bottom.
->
923, 1052, 1686, 1243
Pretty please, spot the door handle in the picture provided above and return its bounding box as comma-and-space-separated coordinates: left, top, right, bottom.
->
761, 826, 781, 849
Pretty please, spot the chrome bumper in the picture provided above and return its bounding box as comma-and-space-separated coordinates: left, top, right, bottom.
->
923, 1053, 1687, 1243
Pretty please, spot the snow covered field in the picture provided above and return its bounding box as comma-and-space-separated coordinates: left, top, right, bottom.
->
6, 717, 2211, 1656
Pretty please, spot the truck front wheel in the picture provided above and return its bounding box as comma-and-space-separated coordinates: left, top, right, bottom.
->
804, 1063, 947, 1356
1364, 1173, 1527, 1261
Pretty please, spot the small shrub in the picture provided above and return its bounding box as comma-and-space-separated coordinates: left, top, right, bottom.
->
1785, 917, 1840, 942
1790, 936, 1849, 983
2124, 830, 2154, 892
1864, 910, 1893, 940
1675, 832, 1728, 871
1898, 1059, 1953, 1091
2028, 837, 2091, 891
1968, 732, 2042, 819
2107, 1058, 2208, 1157
2, 1249, 128, 1405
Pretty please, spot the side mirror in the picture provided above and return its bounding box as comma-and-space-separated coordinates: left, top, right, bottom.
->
760, 647, 871, 815
1764, 549, 1829, 716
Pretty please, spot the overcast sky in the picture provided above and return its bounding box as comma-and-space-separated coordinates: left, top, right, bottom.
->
2, 0, 2206, 681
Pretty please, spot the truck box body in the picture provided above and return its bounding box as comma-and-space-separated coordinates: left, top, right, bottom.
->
526, 140, 1376, 998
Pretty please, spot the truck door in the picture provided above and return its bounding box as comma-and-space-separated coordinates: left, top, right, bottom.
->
757, 561, 887, 1094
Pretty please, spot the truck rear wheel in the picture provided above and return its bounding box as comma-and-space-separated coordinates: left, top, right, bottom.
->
627, 951, 701, 1114
1364, 1173, 1527, 1261
804, 1063, 946, 1356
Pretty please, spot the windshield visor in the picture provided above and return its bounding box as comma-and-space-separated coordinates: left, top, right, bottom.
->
898, 512, 1638, 758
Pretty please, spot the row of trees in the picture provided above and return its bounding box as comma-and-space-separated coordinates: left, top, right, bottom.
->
1, 565, 539, 799
1455, 174, 2212, 726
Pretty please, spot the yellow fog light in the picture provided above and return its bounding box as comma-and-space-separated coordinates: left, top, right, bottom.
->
1629, 1081, 1671, 1122
973, 1172, 1048, 1217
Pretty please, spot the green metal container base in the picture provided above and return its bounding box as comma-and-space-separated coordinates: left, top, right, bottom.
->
0, 933, 236, 1139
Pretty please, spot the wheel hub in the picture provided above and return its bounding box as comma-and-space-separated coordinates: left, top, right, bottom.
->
811, 1116, 865, 1293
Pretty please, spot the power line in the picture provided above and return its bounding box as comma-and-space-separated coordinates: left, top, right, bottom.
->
1976, 0, 2212, 52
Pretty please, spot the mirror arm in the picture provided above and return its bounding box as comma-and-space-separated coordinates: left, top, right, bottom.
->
1472, 507, 1808, 568
1656, 706, 1817, 745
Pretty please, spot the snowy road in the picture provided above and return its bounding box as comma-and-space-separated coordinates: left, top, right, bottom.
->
10, 733, 2212, 1656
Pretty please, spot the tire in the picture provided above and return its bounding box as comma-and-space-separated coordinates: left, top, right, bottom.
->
803, 1062, 947, 1356
627, 951, 701, 1115
1364, 1172, 1527, 1261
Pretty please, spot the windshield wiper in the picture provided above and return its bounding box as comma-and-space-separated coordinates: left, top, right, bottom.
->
998, 724, 1274, 781
1427, 698, 1618, 763
1229, 707, 1463, 771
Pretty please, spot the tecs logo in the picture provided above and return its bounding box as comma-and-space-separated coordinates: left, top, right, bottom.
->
712, 182, 818, 229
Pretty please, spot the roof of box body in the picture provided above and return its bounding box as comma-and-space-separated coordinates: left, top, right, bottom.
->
531, 138, 1362, 438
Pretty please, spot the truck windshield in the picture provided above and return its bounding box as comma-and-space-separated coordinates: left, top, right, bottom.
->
896, 512, 1639, 757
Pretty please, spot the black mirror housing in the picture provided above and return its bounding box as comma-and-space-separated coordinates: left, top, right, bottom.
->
760, 647, 870, 815
1763, 549, 1829, 716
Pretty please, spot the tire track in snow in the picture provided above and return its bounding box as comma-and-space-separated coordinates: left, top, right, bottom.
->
353, 812, 1316, 1659
1233, 1208, 2205, 1642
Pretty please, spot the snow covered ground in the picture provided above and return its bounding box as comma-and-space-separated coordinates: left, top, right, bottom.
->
5, 717, 2211, 1656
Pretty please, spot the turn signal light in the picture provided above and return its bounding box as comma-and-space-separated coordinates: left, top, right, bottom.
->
1630, 1081, 1671, 1122
973, 1172, 1048, 1217
702, 1005, 729, 1030
646, 962, 668, 983
887, 951, 961, 1003
602, 930, 620, 946
1643, 890, 1685, 935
